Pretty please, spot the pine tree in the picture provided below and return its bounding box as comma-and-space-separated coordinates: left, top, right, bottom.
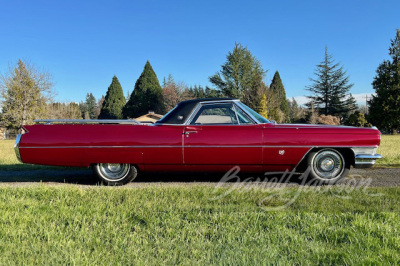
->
85, 93, 98, 119
306, 47, 355, 118
98, 76, 126, 119
270, 71, 290, 122
369, 29, 400, 133
288, 98, 304, 123
123, 61, 165, 118
209, 43, 266, 110
0, 59, 53, 130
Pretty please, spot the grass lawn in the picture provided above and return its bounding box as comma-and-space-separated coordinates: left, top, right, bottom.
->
0, 136, 399, 264
0, 186, 399, 265
376, 135, 400, 167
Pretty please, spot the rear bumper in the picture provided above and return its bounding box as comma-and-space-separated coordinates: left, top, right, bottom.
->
14, 134, 23, 163
354, 154, 382, 168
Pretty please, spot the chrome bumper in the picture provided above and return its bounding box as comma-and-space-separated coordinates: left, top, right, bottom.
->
354, 154, 383, 168
14, 134, 23, 163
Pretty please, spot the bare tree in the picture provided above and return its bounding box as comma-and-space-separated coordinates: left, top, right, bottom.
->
46, 102, 82, 119
0, 59, 54, 130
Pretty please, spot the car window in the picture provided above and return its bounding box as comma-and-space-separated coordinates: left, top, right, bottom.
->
190, 103, 238, 125
236, 102, 270, 123
233, 105, 254, 124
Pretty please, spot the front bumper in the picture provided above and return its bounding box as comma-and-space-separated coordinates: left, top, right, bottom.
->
14, 134, 23, 163
354, 154, 383, 168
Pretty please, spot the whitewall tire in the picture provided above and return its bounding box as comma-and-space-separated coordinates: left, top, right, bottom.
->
93, 163, 137, 186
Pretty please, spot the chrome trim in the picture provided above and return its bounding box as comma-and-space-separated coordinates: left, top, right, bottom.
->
355, 154, 383, 160
354, 154, 382, 169
183, 100, 241, 125
14, 134, 23, 163
19, 145, 379, 149
234, 105, 241, 125
233, 102, 258, 124
34, 119, 141, 125
184, 102, 202, 125
20, 146, 183, 149
185, 102, 235, 125
235, 102, 261, 124
184, 100, 260, 125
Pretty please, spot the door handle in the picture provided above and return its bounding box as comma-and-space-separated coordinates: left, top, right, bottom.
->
183, 131, 197, 137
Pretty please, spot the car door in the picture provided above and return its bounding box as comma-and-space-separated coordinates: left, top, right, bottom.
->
183, 102, 263, 171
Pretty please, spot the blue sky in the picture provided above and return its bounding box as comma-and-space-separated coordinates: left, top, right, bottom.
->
1, 0, 399, 105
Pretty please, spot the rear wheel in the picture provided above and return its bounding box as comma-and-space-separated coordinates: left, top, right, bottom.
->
93, 163, 137, 186
307, 149, 350, 185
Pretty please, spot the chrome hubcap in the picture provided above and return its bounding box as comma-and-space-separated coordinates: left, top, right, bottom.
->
99, 163, 130, 181
108, 163, 122, 172
320, 158, 335, 171
313, 150, 344, 179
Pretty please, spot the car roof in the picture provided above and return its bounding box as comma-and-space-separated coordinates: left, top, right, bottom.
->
178, 98, 238, 105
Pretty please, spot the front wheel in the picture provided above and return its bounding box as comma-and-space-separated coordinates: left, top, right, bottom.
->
307, 149, 350, 185
93, 163, 137, 186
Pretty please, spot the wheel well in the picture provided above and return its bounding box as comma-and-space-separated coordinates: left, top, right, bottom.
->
295, 147, 355, 172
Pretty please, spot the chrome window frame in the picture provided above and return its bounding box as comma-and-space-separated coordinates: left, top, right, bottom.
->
184, 100, 259, 125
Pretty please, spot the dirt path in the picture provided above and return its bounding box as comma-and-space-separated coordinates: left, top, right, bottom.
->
0, 167, 399, 187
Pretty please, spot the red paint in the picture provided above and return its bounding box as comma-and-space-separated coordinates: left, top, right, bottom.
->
19, 123, 381, 172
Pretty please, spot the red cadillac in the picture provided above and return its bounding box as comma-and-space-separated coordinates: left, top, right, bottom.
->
14, 98, 382, 185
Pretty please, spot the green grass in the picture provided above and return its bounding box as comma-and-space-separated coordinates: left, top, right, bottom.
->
376, 135, 400, 167
0, 137, 399, 264
0, 186, 398, 265
0, 140, 74, 170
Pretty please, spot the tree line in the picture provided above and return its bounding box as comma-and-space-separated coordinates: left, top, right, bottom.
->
1, 29, 399, 132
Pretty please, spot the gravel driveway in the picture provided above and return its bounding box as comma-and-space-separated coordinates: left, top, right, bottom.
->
0, 167, 398, 187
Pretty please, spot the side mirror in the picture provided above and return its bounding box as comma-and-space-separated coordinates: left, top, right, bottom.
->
270, 120, 277, 125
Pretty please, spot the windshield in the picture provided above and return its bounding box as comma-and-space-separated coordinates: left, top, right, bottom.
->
236, 102, 270, 124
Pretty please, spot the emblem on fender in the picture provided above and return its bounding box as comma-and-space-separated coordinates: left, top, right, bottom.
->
279, 150, 285, 155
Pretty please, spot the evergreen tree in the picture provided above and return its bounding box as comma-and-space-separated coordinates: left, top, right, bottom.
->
209, 43, 266, 110
270, 71, 290, 122
0, 59, 53, 130
344, 93, 357, 119
205, 86, 223, 98
263, 88, 284, 123
345, 111, 371, 127
288, 98, 305, 123
369, 29, 400, 133
98, 76, 126, 119
123, 61, 165, 118
306, 47, 355, 118
78, 102, 87, 119
85, 93, 98, 119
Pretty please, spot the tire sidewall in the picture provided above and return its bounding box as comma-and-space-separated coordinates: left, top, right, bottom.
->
307, 149, 349, 185
94, 164, 138, 186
